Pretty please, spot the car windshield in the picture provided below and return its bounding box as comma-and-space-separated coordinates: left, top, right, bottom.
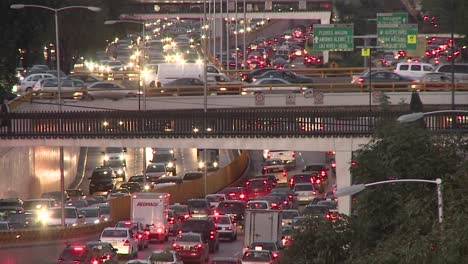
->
101, 229, 127, 238
146, 164, 166, 172
303, 206, 328, 215
250, 242, 276, 251
271, 188, 291, 194
105, 160, 125, 168
247, 202, 268, 209
153, 154, 173, 162
188, 200, 208, 208
217, 202, 244, 213
60, 248, 87, 260
294, 184, 314, 191
304, 165, 324, 171
80, 208, 99, 217
181, 220, 206, 233
206, 195, 224, 202
294, 174, 314, 183
242, 251, 270, 261
215, 216, 231, 224
170, 205, 188, 214
49, 208, 77, 219
282, 211, 299, 219
129, 176, 145, 183
176, 233, 201, 242
92, 170, 112, 178
248, 180, 267, 188
149, 251, 175, 261
264, 159, 282, 165
266, 167, 283, 173
23, 200, 50, 211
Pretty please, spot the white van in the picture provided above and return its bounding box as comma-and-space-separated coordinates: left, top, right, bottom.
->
434, 63, 468, 81
149, 63, 227, 87
394, 62, 434, 81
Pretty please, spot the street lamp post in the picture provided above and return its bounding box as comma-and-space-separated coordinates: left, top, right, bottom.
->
104, 19, 146, 111
203, 0, 209, 196
336, 178, 443, 223
11, 3, 101, 228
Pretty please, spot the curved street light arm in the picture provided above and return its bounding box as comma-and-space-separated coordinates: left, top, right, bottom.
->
12, 4, 100, 12
365, 178, 441, 187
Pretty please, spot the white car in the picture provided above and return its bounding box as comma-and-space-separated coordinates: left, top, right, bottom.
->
293, 183, 317, 205
44, 207, 86, 227
243, 78, 304, 94
18, 73, 56, 92
262, 164, 287, 184
100, 227, 139, 257
145, 162, 168, 181
211, 215, 238, 241
79, 207, 103, 224
147, 249, 183, 264
205, 193, 226, 208
85, 81, 141, 100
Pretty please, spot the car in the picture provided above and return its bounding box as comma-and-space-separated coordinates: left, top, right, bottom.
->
211, 214, 238, 241
241, 249, 278, 264
394, 62, 434, 81
211, 257, 241, 264
261, 165, 287, 184
103, 147, 127, 166
106, 188, 131, 200
206, 193, 227, 209
120, 182, 143, 193
262, 158, 283, 167
155, 175, 183, 185
68, 74, 102, 83
302, 164, 329, 181
245, 178, 272, 200
265, 192, 294, 209
79, 207, 104, 224
270, 187, 297, 207
169, 204, 191, 222
100, 227, 139, 258
252, 70, 314, 85
288, 173, 320, 189
178, 171, 204, 181
172, 232, 209, 263
187, 198, 212, 218
247, 241, 283, 259
85, 81, 140, 100
244, 78, 304, 94
281, 209, 300, 226
65, 199, 88, 208
178, 217, 220, 253
94, 203, 111, 222
65, 189, 86, 201
246, 200, 270, 210
115, 221, 149, 250
162, 78, 204, 95
43, 207, 86, 227
18, 73, 56, 93
214, 200, 246, 225
355, 70, 416, 88
57, 242, 119, 264
281, 225, 294, 247
147, 249, 183, 264
266, 150, 296, 169
253, 174, 278, 188
303, 54, 323, 67
0, 198, 23, 208
40, 191, 69, 204
145, 162, 169, 182
40, 79, 86, 94
0, 221, 12, 230
167, 209, 183, 236
291, 216, 306, 230
218, 187, 249, 202
240, 67, 278, 83
302, 204, 330, 218
292, 183, 317, 205
0, 206, 28, 229
151, 148, 177, 175
88, 167, 118, 195
22, 198, 57, 225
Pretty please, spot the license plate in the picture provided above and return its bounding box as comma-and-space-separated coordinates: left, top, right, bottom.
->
111, 242, 117, 246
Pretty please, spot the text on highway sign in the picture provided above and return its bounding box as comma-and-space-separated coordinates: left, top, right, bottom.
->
313, 24, 354, 51
377, 24, 417, 50
377, 12, 408, 25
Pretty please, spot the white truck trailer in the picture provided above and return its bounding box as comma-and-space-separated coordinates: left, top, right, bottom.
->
131, 192, 170, 242
243, 209, 283, 249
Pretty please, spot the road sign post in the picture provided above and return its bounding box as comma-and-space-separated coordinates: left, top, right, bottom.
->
313, 24, 354, 51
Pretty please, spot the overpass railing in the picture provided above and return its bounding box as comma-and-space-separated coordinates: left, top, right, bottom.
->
1, 108, 467, 138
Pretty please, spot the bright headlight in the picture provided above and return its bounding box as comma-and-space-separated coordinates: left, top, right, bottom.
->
198, 162, 205, 168
144, 185, 150, 190
38, 210, 50, 223
167, 162, 174, 168
94, 219, 100, 224
103, 121, 109, 127
213, 162, 219, 168
103, 155, 109, 161
117, 169, 123, 175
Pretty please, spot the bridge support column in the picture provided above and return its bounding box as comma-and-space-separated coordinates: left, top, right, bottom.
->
335, 150, 352, 216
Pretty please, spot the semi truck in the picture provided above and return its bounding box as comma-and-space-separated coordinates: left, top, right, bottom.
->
131, 192, 170, 242
243, 209, 283, 250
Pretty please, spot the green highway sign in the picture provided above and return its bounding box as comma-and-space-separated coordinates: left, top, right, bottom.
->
377, 24, 418, 50
377, 12, 408, 25
313, 24, 354, 51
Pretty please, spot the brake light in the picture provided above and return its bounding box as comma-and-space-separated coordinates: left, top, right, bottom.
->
246, 181, 250, 185
263, 167, 267, 171
58, 258, 64, 263
288, 194, 293, 199
283, 200, 288, 205
331, 162, 336, 168
271, 202, 278, 208
123, 240, 130, 246
320, 170, 327, 177
316, 179, 321, 184
213, 210, 219, 216
273, 253, 279, 258
312, 190, 317, 195
289, 178, 294, 186
263, 180, 267, 184
227, 226, 232, 230
358, 77, 364, 83
172, 242, 180, 249
178, 230, 182, 234
196, 243, 203, 249
184, 214, 190, 219
73, 246, 84, 251
292, 151, 296, 157
239, 193, 246, 199
91, 259, 99, 264
210, 230, 215, 239
157, 227, 163, 233
144, 230, 150, 235
283, 171, 287, 177
137, 233, 143, 239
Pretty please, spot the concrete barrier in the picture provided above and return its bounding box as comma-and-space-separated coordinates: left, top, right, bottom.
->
110, 150, 250, 221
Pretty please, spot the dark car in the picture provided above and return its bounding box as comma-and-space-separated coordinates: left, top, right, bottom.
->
253, 70, 314, 85
169, 204, 191, 221
88, 167, 117, 195
163, 78, 204, 95
288, 173, 320, 188
215, 200, 246, 225
57, 242, 118, 264
253, 174, 278, 187
178, 217, 220, 253
240, 67, 278, 83
0, 198, 23, 208
356, 70, 416, 88
0, 206, 28, 229
120, 182, 143, 193
302, 164, 329, 181
245, 178, 272, 200
302, 204, 330, 218
187, 199, 212, 218
218, 187, 249, 202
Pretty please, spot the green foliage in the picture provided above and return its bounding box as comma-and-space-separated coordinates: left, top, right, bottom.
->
279, 216, 352, 264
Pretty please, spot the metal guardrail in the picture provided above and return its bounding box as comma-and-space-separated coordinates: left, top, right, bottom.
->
1, 109, 467, 138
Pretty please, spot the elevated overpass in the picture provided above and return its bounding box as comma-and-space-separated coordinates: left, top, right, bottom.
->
1, 108, 467, 214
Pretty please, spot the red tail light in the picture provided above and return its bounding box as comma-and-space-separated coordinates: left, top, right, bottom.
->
178, 230, 182, 234
289, 178, 294, 187
283, 200, 288, 205
184, 214, 190, 219
156, 227, 163, 233
358, 77, 364, 83
91, 259, 99, 264
239, 193, 246, 199
288, 194, 293, 199
227, 226, 232, 230
172, 242, 180, 249
320, 170, 327, 177
271, 202, 278, 208
123, 240, 130, 246
210, 230, 215, 239
331, 162, 336, 168
283, 171, 287, 177
273, 253, 279, 258
292, 151, 296, 157
137, 233, 143, 239
58, 258, 64, 263
144, 230, 150, 235
196, 243, 203, 249
312, 190, 317, 195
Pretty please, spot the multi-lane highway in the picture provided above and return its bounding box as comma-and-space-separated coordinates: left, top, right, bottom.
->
0, 150, 334, 263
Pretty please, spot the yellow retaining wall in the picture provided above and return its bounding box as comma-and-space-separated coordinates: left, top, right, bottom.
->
110, 150, 249, 221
